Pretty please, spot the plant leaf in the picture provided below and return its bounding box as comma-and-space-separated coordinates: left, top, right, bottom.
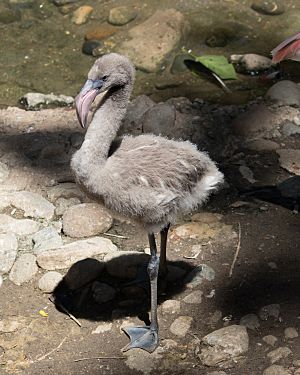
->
196, 55, 237, 80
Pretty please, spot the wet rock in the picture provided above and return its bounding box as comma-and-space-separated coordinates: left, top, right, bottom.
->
184, 265, 215, 288
9, 253, 38, 285
284, 327, 298, 339
251, 0, 285, 15
0, 317, 26, 333
92, 322, 112, 334
0, 191, 55, 220
206, 31, 228, 47
263, 365, 291, 375
53, 0, 79, 5
281, 122, 300, 136
32, 226, 63, 255
85, 23, 118, 41
108, 6, 137, 26
267, 346, 292, 364
104, 251, 149, 279
0, 214, 39, 236
82, 40, 102, 56
62, 203, 113, 237
199, 325, 249, 367
64, 258, 104, 290
38, 271, 63, 293
161, 299, 181, 314
118, 9, 189, 72
266, 81, 300, 107
183, 290, 203, 304
71, 5, 93, 25
240, 314, 260, 330
259, 304, 280, 320
92, 281, 116, 303
21, 93, 74, 110
0, 233, 18, 273
47, 183, 85, 202
0, 4, 21, 24
55, 197, 81, 216
230, 54, 272, 72
276, 149, 300, 175
232, 104, 277, 136
170, 316, 193, 337
263, 335, 278, 346
37, 237, 117, 270
244, 139, 279, 151
142, 103, 175, 136
171, 53, 192, 74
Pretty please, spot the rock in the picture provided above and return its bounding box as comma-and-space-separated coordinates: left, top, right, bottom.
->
0, 233, 18, 273
92, 322, 112, 334
108, 6, 137, 26
183, 290, 203, 304
267, 347, 292, 364
161, 339, 178, 350
240, 314, 260, 330
37, 237, 117, 270
118, 9, 189, 72
55, 197, 81, 216
161, 299, 181, 314
82, 40, 102, 56
92, 281, 116, 303
266, 81, 300, 107
171, 53, 192, 74
263, 365, 291, 375
232, 104, 277, 136
199, 325, 249, 367
0, 161, 10, 183
0, 4, 21, 24
124, 347, 163, 374
259, 304, 280, 320
38, 271, 63, 293
251, 0, 285, 15
244, 139, 279, 151
239, 165, 256, 183
208, 372, 228, 375
62, 203, 113, 237
64, 258, 104, 290
206, 31, 228, 47
85, 23, 118, 41
21, 93, 74, 110
276, 149, 300, 175
47, 183, 85, 202
53, 0, 79, 5
142, 103, 175, 136
284, 327, 298, 339
122, 95, 155, 134
104, 251, 149, 279
0, 317, 26, 333
231, 53, 272, 72
263, 335, 278, 346
0, 274, 2, 288
184, 265, 215, 288
32, 226, 63, 255
170, 316, 193, 337
71, 5, 93, 25
9, 253, 38, 285
0, 214, 40, 236
0, 191, 55, 220
281, 122, 300, 136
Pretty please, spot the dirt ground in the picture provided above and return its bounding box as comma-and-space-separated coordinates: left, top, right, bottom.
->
0, 102, 299, 375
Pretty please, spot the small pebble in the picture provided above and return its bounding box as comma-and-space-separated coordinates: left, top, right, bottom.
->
263, 335, 278, 346
170, 316, 193, 337
240, 313, 260, 330
71, 5, 93, 25
161, 299, 181, 314
38, 271, 63, 293
267, 346, 292, 364
284, 327, 298, 340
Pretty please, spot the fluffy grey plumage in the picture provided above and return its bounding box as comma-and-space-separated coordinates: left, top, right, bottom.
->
71, 53, 224, 233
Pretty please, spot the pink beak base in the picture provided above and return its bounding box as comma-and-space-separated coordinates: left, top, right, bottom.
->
75, 88, 99, 128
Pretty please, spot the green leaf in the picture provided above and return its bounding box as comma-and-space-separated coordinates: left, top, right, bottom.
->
195, 55, 237, 80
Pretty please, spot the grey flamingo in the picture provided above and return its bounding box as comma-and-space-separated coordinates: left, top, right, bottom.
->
71, 53, 224, 353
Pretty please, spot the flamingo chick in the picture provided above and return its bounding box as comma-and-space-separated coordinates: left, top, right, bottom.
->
71, 53, 224, 353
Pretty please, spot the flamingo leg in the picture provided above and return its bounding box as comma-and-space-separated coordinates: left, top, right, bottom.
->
122, 233, 160, 353
159, 223, 170, 277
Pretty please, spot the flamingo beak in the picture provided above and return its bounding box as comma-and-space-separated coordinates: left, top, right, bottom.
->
75, 79, 104, 128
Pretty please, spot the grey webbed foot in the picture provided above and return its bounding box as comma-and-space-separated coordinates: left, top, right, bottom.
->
122, 326, 159, 353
